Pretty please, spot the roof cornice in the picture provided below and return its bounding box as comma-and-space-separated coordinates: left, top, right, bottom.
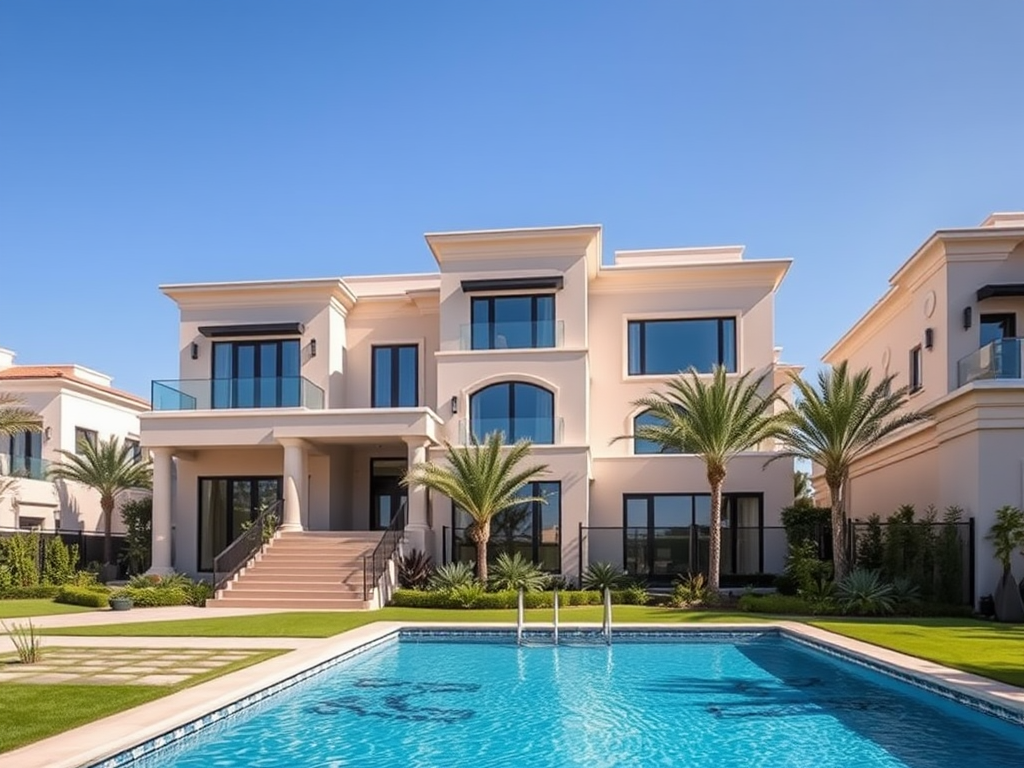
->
160, 278, 358, 311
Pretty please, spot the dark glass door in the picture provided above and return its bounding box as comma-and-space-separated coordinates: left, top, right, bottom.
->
212, 340, 301, 408
199, 477, 282, 571
371, 459, 407, 530
623, 494, 712, 582
980, 314, 1019, 378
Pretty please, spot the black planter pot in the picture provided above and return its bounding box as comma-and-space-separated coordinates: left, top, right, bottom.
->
979, 594, 996, 618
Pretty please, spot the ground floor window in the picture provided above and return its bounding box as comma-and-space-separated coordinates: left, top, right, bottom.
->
453, 481, 561, 571
198, 476, 282, 571
623, 493, 762, 581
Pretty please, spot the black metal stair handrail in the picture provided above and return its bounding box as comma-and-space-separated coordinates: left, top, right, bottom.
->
213, 499, 284, 590
362, 500, 407, 601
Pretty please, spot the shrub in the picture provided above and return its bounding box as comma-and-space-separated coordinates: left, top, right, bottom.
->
186, 581, 213, 607
121, 573, 210, 606
111, 586, 190, 607
445, 582, 488, 608
389, 589, 622, 609
773, 573, 799, 596
543, 575, 573, 591
857, 515, 885, 571
836, 568, 895, 615
617, 584, 650, 606
581, 562, 626, 592
785, 540, 832, 594
119, 497, 152, 575
488, 553, 547, 593
1, 619, 42, 663
671, 573, 714, 608
935, 506, 965, 604
737, 593, 831, 615
42, 537, 78, 586
427, 562, 477, 592
397, 549, 433, 590
0, 585, 60, 599
798, 577, 836, 614
0, 533, 40, 587
55, 585, 110, 608
891, 576, 921, 607
780, 505, 830, 550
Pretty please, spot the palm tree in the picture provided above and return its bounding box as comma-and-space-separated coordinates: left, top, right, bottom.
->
0, 393, 41, 437
774, 362, 925, 579
49, 436, 152, 566
632, 365, 785, 591
793, 469, 814, 506
402, 431, 549, 582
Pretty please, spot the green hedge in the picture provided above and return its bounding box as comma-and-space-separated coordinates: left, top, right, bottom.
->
390, 589, 642, 609
0, 585, 61, 600
110, 586, 191, 607
54, 585, 111, 608
737, 594, 837, 615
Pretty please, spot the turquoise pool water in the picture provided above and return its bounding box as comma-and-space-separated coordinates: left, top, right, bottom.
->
118, 631, 1022, 768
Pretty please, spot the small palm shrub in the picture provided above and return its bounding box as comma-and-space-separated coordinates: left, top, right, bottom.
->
447, 582, 487, 608
798, 577, 836, 614
488, 552, 547, 592
581, 562, 626, 592
671, 572, 715, 608
397, 549, 434, 590
427, 561, 477, 592
891, 577, 921, 607
1, 619, 42, 663
836, 568, 895, 615
621, 583, 650, 606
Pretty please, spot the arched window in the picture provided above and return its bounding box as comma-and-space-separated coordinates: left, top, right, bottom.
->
470, 382, 554, 444
633, 410, 683, 454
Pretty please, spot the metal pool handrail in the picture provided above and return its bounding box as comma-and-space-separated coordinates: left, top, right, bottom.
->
603, 587, 612, 645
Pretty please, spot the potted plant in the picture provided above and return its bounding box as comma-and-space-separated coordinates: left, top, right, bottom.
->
985, 506, 1024, 622
109, 591, 133, 611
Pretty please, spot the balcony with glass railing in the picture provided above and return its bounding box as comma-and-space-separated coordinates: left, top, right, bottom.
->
151, 377, 326, 411
459, 320, 564, 351
957, 338, 1023, 388
0, 453, 50, 481
457, 417, 565, 445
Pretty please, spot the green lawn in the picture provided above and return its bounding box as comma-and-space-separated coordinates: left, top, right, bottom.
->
810, 617, 1024, 688
40, 606, 767, 637
0, 600, 94, 619
0, 649, 285, 753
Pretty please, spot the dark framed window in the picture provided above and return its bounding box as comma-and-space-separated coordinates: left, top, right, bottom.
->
198, 476, 282, 571
75, 427, 97, 455
627, 318, 736, 375
124, 438, 143, 463
909, 345, 923, 393
211, 339, 301, 408
454, 481, 561, 571
8, 430, 43, 478
372, 345, 418, 407
471, 294, 555, 350
633, 410, 683, 454
980, 313, 1016, 346
469, 382, 554, 443
370, 458, 408, 530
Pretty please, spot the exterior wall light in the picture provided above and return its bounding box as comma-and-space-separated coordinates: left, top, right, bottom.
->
925, 328, 934, 350
963, 307, 972, 330
310, 339, 317, 358
451, 396, 458, 414
190, 342, 199, 360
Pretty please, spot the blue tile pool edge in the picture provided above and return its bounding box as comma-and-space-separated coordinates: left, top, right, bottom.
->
82, 625, 1024, 768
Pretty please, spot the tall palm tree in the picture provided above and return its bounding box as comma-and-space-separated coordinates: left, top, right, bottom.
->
0, 393, 41, 437
49, 436, 152, 566
793, 469, 814, 505
632, 365, 785, 591
402, 431, 549, 582
774, 362, 925, 579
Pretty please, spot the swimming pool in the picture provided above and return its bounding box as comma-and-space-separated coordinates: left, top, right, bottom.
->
95, 629, 1023, 768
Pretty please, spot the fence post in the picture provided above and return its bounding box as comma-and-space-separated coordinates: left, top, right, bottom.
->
578, 522, 584, 590
442, 526, 448, 565
968, 517, 976, 607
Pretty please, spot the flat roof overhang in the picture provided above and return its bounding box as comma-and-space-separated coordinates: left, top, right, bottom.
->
977, 284, 1024, 301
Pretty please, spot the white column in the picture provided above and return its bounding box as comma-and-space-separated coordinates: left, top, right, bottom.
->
148, 448, 175, 575
404, 438, 431, 552
280, 440, 307, 531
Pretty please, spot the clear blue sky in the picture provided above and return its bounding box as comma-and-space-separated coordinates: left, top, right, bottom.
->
2, 1, 1022, 398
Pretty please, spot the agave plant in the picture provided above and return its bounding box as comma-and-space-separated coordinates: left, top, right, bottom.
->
427, 561, 477, 592
836, 568, 895, 615
581, 562, 626, 592
890, 577, 921, 606
397, 549, 434, 590
488, 552, 546, 593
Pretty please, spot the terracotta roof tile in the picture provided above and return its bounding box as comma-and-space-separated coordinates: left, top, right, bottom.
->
0, 366, 149, 408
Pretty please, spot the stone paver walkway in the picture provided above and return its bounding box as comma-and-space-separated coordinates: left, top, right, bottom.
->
0, 646, 272, 686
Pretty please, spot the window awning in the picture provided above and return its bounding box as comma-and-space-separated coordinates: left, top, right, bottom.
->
976, 284, 1024, 301
460, 276, 563, 293
198, 322, 305, 338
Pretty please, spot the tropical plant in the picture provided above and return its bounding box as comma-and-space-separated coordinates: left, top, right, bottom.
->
798, 576, 837, 614
402, 432, 549, 582
891, 576, 921, 607
670, 572, 716, 608
836, 568, 895, 615
119, 497, 152, 575
397, 549, 434, 590
581, 561, 626, 592
793, 470, 814, 506
631, 365, 785, 590
784, 540, 832, 594
427, 561, 478, 592
0, 532, 40, 587
986, 505, 1024, 576
936, 506, 965, 604
447, 582, 487, 608
42, 536, 78, 585
775, 362, 926, 579
856, 514, 885, 571
0, 393, 40, 437
488, 552, 546, 592
1, 619, 42, 663
48, 436, 152, 566
622, 583, 651, 605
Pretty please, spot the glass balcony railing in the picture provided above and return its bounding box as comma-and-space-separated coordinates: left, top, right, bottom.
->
957, 338, 1023, 387
151, 377, 326, 411
459, 320, 564, 351
0, 453, 50, 481
457, 417, 565, 445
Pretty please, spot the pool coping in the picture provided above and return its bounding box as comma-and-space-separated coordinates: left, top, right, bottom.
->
0, 621, 1021, 768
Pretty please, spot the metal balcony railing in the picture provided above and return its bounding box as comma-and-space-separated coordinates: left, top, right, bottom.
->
151, 377, 325, 411
459, 320, 564, 351
457, 417, 565, 445
0, 453, 50, 481
957, 338, 1023, 387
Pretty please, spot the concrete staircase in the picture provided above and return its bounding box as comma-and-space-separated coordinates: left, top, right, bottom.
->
211, 531, 382, 610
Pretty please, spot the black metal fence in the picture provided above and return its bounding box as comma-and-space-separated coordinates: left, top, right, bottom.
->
0, 527, 129, 579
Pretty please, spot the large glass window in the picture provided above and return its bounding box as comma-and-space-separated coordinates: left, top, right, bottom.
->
471, 295, 555, 350
469, 382, 554, 443
454, 481, 561, 571
7, 430, 43, 478
632, 410, 683, 454
909, 345, 923, 393
370, 458, 408, 529
627, 318, 736, 375
124, 438, 143, 464
372, 345, 418, 407
212, 340, 301, 408
198, 477, 282, 571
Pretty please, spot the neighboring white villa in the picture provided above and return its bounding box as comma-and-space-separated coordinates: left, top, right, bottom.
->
139, 225, 799, 605
0, 348, 150, 533
815, 212, 1024, 604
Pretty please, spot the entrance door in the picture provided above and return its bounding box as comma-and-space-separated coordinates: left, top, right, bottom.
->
623, 494, 704, 582
371, 459, 407, 530
212, 340, 301, 408
198, 477, 282, 571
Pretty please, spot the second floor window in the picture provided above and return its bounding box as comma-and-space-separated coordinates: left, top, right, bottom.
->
124, 438, 143, 463
471, 295, 555, 350
909, 346, 923, 393
7, 430, 43, 477
633, 410, 683, 454
212, 340, 301, 408
75, 427, 98, 454
470, 382, 554, 444
628, 318, 737, 375
372, 345, 418, 407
